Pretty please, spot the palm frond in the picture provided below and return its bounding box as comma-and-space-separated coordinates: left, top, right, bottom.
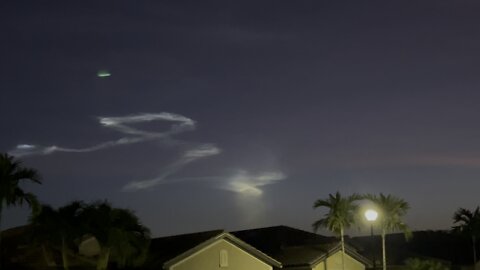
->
312, 192, 361, 236
364, 193, 411, 237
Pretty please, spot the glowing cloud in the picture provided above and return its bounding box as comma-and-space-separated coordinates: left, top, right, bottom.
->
221, 171, 286, 196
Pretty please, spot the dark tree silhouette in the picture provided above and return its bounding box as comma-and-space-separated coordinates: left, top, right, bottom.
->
365, 193, 412, 270
313, 192, 362, 270
0, 153, 41, 269
452, 207, 480, 266
81, 201, 151, 270
30, 202, 86, 270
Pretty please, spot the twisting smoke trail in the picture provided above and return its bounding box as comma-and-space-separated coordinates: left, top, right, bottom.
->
135, 170, 287, 196
122, 144, 221, 191
9, 112, 222, 191
10, 113, 197, 157
9, 112, 286, 195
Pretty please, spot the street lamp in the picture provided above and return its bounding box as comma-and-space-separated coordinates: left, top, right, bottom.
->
365, 209, 378, 270
365, 209, 378, 222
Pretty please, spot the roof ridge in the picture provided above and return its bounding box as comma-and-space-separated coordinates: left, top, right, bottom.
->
154, 229, 224, 240
233, 225, 315, 233
162, 231, 282, 268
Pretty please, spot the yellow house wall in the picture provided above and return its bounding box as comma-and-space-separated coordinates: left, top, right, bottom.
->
170, 239, 273, 270
312, 251, 365, 270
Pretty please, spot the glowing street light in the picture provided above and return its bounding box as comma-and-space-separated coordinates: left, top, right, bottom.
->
365, 209, 378, 222
365, 209, 378, 270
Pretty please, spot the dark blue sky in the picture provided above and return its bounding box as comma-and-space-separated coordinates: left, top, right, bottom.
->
2, 0, 480, 237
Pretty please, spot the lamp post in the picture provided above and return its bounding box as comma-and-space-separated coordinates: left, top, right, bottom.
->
365, 209, 378, 270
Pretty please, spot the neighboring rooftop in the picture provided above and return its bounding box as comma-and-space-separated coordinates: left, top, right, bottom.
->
232, 225, 358, 267
147, 229, 224, 268
232, 225, 336, 251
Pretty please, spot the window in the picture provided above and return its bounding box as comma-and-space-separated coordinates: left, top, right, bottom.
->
219, 249, 228, 267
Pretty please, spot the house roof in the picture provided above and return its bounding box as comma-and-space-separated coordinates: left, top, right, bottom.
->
232, 225, 336, 250
148, 229, 224, 268
1, 225, 32, 242
148, 229, 282, 269
268, 244, 331, 267
232, 225, 371, 267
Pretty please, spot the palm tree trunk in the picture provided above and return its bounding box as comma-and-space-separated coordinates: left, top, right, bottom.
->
0, 204, 3, 270
62, 236, 70, 270
41, 244, 56, 267
382, 229, 386, 270
41, 245, 49, 266
341, 227, 346, 270
97, 247, 110, 270
473, 236, 477, 269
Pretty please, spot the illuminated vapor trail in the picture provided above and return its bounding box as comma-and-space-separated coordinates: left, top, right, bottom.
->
10, 113, 196, 157
9, 112, 286, 195
122, 144, 221, 191
124, 169, 286, 196
10, 112, 222, 191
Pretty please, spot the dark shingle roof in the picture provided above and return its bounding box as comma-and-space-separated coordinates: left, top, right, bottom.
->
147, 229, 224, 268
233, 225, 336, 250
147, 229, 282, 269
232, 225, 339, 267
272, 245, 331, 266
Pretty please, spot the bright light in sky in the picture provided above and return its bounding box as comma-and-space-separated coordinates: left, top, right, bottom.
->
365, 209, 378, 221
97, 70, 111, 77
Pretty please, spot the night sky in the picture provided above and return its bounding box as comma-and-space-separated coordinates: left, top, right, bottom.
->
2, 0, 480, 237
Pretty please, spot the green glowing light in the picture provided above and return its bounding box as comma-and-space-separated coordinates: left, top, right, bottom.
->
97, 70, 111, 78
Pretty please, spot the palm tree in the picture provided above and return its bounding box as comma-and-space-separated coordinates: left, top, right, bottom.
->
30, 204, 61, 267
30, 201, 86, 270
452, 207, 480, 267
0, 153, 41, 268
365, 193, 412, 270
313, 192, 362, 270
80, 201, 151, 270
31, 201, 150, 270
